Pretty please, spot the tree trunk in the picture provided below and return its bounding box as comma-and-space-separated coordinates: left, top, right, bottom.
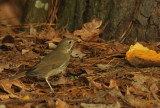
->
58, 0, 160, 43
22, 0, 49, 24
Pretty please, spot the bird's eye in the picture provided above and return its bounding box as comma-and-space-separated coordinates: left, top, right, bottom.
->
68, 41, 72, 44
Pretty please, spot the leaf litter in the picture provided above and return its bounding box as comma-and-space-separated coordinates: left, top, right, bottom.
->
0, 19, 160, 108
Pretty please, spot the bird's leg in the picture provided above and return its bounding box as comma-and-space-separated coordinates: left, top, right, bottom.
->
45, 77, 54, 92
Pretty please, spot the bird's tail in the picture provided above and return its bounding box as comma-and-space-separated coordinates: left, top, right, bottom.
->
9, 71, 26, 80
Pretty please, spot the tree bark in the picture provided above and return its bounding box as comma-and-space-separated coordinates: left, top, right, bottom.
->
58, 0, 160, 43
21, 0, 160, 43
22, 0, 49, 24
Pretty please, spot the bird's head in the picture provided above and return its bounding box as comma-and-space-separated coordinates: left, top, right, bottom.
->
56, 38, 78, 53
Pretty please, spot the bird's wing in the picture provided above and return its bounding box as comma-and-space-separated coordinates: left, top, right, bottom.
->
26, 51, 70, 77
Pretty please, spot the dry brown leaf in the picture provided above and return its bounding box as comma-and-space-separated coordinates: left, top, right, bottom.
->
85, 69, 94, 75
81, 89, 94, 98
0, 93, 18, 100
97, 64, 111, 69
15, 39, 34, 51
83, 18, 102, 32
22, 40, 35, 48
0, 79, 26, 94
88, 78, 102, 89
71, 49, 86, 58
81, 103, 107, 108
0, 94, 10, 100
48, 43, 57, 49
21, 95, 30, 100
51, 76, 73, 86
2, 35, 14, 43
108, 89, 124, 99
23, 103, 33, 108
127, 86, 144, 95
38, 28, 60, 40
150, 83, 160, 101
81, 102, 121, 108
125, 95, 151, 108
126, 86, 130, 95
23, 50, 40, 59
0, 79, 14, 93
47, 98, 55, 108
103, 79, 119, 90
74, 19, 103, 41
0, 63, 10, 72
150, 83, 158, 93
56, 98, 69, 108
66, 86, 81, 98
131, 74, 158, 93
22, 49, 29, 55
11, 79, 26, 89
132, 83, 149, 93
46, 37, 62, 43
109, 79, 119, 90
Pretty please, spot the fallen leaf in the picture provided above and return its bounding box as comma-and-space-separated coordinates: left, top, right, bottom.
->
48, 43, 57, 49
22, 95, 30, 100
56, 98, 69, 108
47, 98, 55, 108
46, 37, 62, 43
0, 93, 18, 100
108, 79, 119, 90
22, 49, 29, 55
71, 49, 86, 58
38, 28, 61, 41
124, 95, 151, 108
23, 103, 33, 108
2, 35, 14, 43
150, 83, 159, 101
85, 69, 94, 75
0, 79, 26, 94
81, 103, 107, 108
97, 64, 111, 69
51, 76, 73, 86
74, 19, 103, 41
88, 78, 102, 89
150, 83, 158, 93
23, 50, 40, 59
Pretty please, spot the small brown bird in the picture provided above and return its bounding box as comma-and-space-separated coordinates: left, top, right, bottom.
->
10, 38, 78, 92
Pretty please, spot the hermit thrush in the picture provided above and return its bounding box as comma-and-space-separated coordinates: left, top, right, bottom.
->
10, 38, 78, 92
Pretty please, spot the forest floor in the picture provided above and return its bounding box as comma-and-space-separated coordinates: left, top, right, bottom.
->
0, 20, 160, 108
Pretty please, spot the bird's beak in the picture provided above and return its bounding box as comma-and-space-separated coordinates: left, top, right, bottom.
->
77, 38, 82, 42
